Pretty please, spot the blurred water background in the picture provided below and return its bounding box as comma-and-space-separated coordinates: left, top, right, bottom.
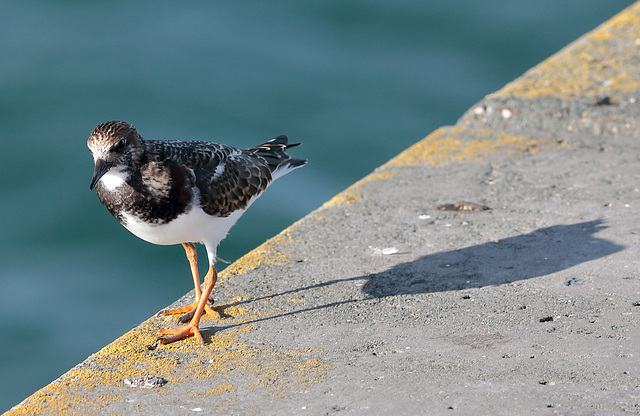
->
0, 0, 633, 411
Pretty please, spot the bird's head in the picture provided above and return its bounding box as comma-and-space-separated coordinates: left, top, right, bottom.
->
87, 120, 144, 190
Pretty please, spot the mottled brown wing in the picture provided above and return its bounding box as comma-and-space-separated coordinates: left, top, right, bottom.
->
195, 151, 273, 217
150, 139, 273, 217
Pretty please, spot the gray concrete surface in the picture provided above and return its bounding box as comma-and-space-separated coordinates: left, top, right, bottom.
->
7, 3, 640, 416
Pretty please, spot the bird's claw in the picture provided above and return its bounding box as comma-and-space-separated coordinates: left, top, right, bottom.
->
157, 323, 203, 345
162, 297, 219, 322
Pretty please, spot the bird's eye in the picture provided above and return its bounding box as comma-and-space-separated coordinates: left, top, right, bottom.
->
112, 138, 127, 152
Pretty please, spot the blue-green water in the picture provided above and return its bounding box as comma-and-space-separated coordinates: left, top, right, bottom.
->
0, 1, 633, 410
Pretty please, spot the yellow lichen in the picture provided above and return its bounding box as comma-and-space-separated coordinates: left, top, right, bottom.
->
494, 2, 640, 99
320, 192, 363, 208
189, 383, 235, 397
221, 304, 248, 318
8, 310, 329, 416
219, 234, 292, 279
384, 126, 564, 167
320, 171, 397, 209
310, 214, 332, 222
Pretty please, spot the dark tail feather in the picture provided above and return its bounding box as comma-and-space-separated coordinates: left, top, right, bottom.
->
247, 135, 307, 174
285, 141, 302, 149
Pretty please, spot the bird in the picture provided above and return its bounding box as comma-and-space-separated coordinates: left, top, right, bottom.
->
87, 120, 306, 344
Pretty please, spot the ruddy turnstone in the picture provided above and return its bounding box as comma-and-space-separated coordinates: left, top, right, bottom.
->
87, 120, 306, 344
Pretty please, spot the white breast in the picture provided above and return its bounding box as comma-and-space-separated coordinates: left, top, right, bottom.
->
115, 176, 266, 265
121, 207, 243, 245
121, 204, 247, 264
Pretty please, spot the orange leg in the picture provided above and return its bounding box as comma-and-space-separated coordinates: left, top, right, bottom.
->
162, 243, 219, 321
158, 264, 218, 344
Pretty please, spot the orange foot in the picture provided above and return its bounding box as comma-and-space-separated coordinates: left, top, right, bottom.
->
158, 323, 203, 345
162, 299, 220, 323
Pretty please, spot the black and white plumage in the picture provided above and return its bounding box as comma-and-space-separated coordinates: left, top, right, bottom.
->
87, 120, 306, 344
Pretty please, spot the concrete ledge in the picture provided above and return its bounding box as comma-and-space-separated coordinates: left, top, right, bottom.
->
8, 3, 640, 415
459, 1, 640, 137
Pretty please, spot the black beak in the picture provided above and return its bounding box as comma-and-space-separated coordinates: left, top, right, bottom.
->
89, 159, 113, 190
